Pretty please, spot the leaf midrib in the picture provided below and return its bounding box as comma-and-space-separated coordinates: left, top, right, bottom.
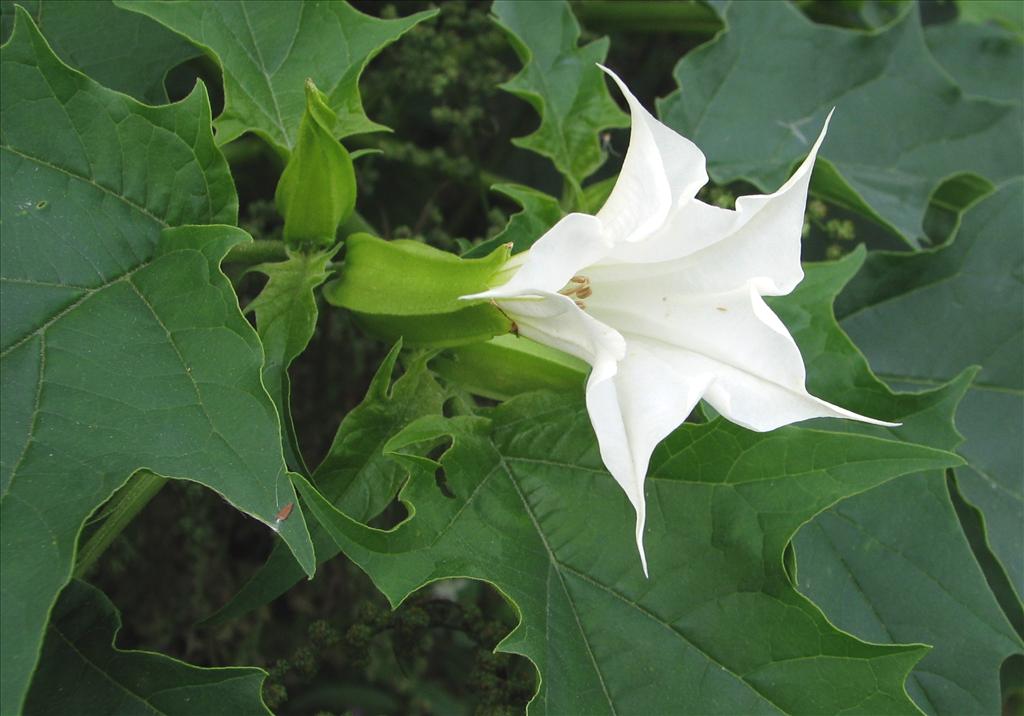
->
1, 144, 169, 228
0, 267, 145, 359
498, 453, 619, 715
49, 622, 260, 715
237, 2, 290, 149
805, 520, 936, 714
498, 453, 785, 715
50, 626, 165, 715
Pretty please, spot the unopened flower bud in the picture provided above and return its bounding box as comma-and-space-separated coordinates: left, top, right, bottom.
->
275, 79, 356, 249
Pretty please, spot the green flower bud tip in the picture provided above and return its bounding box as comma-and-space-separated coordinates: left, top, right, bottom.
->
275, 79, 356, 249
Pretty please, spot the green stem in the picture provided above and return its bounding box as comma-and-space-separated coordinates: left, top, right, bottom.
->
571, 0, 721, 35
224, 212, 378, 267
221, 135, 286, 169
562, 177, 586, 213
225, 239, 290, 265
339, 210, 376, 237
74, 472, 168, 577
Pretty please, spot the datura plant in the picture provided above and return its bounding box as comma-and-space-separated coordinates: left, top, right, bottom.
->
2, 2, 1020, 716
463, 68, 895, 573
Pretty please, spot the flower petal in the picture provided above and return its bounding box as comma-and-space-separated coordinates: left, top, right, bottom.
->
585, 281, 896, 432
702, 289, 898, 430
596, 66, 709, 245
464, 213, 610, 299
606, 111, 834, 297
493, 292, 626, 376
586, 341, 715, 576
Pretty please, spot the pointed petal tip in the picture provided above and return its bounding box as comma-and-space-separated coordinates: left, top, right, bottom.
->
638, 541, 650, 579
824, 401, 902, 429
596, 64, 630, 97
820, 107, 836, 137
635, 510, 650, 578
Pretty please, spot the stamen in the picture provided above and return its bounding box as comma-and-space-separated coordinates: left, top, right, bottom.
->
559, 274, 592, 309
559, 275, 591, 297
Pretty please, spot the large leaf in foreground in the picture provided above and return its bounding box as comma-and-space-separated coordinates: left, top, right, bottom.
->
492, 0, 627, 194
24, 580, 270, 715
406, 249, 1014, 713
796, 472, 1022, 716
658, 1, 1022, 244
839, 179, 1024, 600
771, 253, 1022, 714
205, 345, 446, 625
0, 12, 314, 713
0, 0, 198, 103
117, 0, 436, 153
297, 392, 960, 714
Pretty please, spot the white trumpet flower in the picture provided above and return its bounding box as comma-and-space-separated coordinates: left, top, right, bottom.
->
464, 67, 895, 575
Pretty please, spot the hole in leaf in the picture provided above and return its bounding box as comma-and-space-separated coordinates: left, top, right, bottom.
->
426, 438, 456, 499
948, 470, 1024, 638
367, 497, 408, 530
434, 467, 456, 499
1001, 654, 1023, 715
442, 395, 460, 418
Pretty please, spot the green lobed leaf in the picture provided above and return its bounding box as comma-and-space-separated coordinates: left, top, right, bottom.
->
925, 19, 1023, 104
246, 247, 338, 474
0, 11, 314, 712
115, 0, 437, 154
837, 178, 1024, 603
658, 1, 1023, 245
0, 0, 199, 103
771, 250, 976, 439
492, 0, 628, 196
580, 174, 617, 213
463, 183, 563, 259
795, 472, 1022, 715
921, 16, 1022, 230
428, 247, 1020, 713
24, 580, 270, 715
296, 391, 962, 714
462, 179, 609, 261
204, 344, 447, 625
769, 251, 1022, 715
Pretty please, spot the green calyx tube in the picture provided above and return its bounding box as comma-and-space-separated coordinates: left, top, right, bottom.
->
324, 233, 514, 347
275, 79, 356, 249
431, 334, 588, 400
